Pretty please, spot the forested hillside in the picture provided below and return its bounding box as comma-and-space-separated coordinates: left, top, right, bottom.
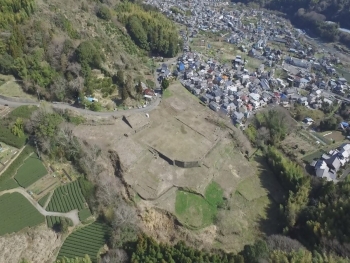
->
0, 0, 180, 106
233, 0, 350, 46
116, 2, 182, 57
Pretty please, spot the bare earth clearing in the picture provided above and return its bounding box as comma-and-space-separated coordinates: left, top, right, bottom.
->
73, 82, 285, 252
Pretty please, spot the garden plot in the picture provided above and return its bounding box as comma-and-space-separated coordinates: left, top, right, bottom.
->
281, 132, 318, 159
46, 180, 86, 213
27, 174, 60, 200
0, 193, 45, 235
0, 142, 18, 169
323, 130, 346, 142
14, 156, 47, 188
57, 222, 110, 263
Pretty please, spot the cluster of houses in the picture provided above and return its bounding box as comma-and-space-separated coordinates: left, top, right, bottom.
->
177, 51, 284, 124
311, 143, 350, 181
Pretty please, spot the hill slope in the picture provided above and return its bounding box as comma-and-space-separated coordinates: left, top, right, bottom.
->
0, 0, 181, 108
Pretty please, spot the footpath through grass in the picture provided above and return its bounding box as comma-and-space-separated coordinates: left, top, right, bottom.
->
15, 156, 47, 188
175, 182, 224, 228
0, 192, 44, 235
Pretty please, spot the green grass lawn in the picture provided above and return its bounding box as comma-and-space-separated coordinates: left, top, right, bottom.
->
9, 105, 38, 119
302, 150, 325, 163
15, 156, 47, 188
79, 208, 92, 222
162, 88, 172, 99
175, 182, 224, 229
205, 182, 224, 206
236, 176, 268, 201
0, 193, 44, 235
175, 191, 216, 228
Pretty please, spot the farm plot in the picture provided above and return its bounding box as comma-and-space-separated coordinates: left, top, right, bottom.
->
0, 145, 34, 191
38, 193, 51, 207
46, 216, 73, 228
281, 132, 318, 159
46, 180, 86, 213
0, 193, 45, 235
57, 222, 111, 262
323, 131, 345, 142
15, 156, 47, 188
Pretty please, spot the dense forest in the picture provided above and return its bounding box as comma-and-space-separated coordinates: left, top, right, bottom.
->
233, 0, 350, 46
0, 0, 179, 107
116, 2, 182, 57
244, 109, 350, 260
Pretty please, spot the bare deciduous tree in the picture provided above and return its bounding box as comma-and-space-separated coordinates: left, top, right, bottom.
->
267, 235, 305, 253
112, 202, 138, 229
66, 62, 82, 77
96, 174, 119, 206
101, 249, 129, 263
50, 76, 67, 101
47, 38, 65, 70
68, 76, 85, 92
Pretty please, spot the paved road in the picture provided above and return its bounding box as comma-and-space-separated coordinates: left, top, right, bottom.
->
0, 56, 176, 117
0, 188, 80, 225
0, 95, 161, 117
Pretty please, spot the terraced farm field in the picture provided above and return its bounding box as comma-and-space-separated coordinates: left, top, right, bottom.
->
15, 156, 47, 188
38, 193, 51, 207
46, 180, 85, 213
57, 222, 111, 262
0, 193, 44, 235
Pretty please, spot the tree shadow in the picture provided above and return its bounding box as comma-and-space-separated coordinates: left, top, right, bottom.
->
254, 153, 287, 236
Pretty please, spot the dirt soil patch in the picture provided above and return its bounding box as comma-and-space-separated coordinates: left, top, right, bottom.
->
324, 130, 346, 142
281, 132, 318, 159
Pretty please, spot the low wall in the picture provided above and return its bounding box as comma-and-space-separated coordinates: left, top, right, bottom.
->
0, 94, 37, 103
157, 151, 174, 165
174, 160, 200, 168
149, 146, 201, 168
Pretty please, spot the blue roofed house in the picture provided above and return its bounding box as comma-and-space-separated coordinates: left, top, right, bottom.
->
178, 62, 185, 72
340, 122, 349, 129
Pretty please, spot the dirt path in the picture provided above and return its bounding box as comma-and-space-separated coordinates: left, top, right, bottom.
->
0, 146, 25, 177
0, 188, 80, 225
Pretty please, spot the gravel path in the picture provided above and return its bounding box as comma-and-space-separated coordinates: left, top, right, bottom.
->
0, 188, 80, 225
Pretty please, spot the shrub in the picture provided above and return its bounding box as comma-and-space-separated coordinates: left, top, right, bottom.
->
97, 5, 111, 21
